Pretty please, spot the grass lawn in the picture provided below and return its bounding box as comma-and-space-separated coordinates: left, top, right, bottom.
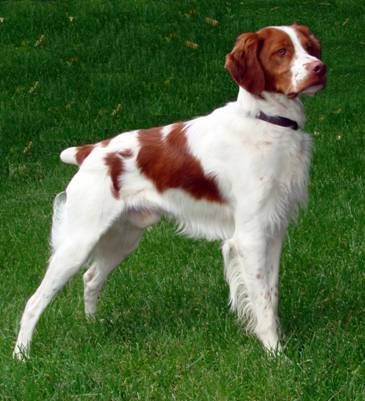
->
0, 0, 364, 400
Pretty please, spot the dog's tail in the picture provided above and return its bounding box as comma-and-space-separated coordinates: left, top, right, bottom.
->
60, 147, 79, 165
60, 144, 95, 166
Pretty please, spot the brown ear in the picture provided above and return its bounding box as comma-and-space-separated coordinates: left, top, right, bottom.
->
292, 23, 321, 58
225, 32, 265, 95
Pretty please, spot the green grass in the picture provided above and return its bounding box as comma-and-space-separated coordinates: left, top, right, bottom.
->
0, 0, 364, 400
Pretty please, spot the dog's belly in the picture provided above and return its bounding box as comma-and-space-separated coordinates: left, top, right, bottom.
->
125, 188, 235, 241
165, 194, 235, 241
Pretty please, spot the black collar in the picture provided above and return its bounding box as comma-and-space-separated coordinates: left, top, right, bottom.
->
257, 111, 299, 130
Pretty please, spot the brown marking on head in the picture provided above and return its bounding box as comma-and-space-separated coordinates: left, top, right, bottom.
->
119, 149, 133, 158
137, 124, 223, 203
225, 28, 296, 96
256, 27, 296, 95
104, 152, 124, 198
225, 25, 324, 96
75, 144, 94, 165
256, 273, 262, 279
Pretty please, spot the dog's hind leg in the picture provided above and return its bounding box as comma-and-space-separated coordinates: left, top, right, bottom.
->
13, 171, 124, 360
83, 219, 144, 317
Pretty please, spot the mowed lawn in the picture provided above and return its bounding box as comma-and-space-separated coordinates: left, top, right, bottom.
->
0, 0, 364, 400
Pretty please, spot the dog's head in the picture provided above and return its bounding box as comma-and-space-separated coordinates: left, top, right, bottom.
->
225, 24, 326, 98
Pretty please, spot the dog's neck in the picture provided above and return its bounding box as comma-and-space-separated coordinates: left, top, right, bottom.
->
236, 87, 305, 129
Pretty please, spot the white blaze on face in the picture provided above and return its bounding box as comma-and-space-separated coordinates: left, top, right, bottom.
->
275, 26, 320, 92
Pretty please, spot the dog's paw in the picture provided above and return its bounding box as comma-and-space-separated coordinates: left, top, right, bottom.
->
12, 345, 29, 361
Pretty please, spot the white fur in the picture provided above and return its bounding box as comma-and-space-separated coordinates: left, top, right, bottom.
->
60, 147, 77, 164
275, 26, 319, 93
14, 26, 316, 359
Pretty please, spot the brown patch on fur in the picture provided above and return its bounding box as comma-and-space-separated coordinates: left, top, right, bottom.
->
119, 149, 133, 158
104, 152, 124, 198
75, 144, 94, 165
256, 273, 262, 279
137, 124, 223, 203
100, 138, 112, 147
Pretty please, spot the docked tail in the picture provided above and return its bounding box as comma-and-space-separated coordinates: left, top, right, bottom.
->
60, 147, 78, 165
60, 143, 94, 166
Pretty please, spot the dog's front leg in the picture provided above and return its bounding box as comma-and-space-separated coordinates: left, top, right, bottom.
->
266, 227, 286, 322
222, 221, 281, 352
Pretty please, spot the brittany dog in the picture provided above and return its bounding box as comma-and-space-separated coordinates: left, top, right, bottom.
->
14, 24, 326, 359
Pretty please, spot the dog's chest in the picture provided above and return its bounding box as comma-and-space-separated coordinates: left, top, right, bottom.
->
169, 128, 312, 238
268, 130, 311, 184
210, 123, 312, 192
250, 129, 312, 225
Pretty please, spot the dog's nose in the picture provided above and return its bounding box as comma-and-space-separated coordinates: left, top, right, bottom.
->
312, 61, 326, 76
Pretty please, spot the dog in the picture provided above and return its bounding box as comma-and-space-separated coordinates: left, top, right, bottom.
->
14, 24, 326, 359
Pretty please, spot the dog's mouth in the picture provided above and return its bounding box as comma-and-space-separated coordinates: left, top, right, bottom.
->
287, 77, 326, 98
301, 83, 325, 96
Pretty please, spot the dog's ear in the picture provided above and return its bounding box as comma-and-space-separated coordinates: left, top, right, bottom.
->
292, 23, 321, 59
225, 32, 265, 95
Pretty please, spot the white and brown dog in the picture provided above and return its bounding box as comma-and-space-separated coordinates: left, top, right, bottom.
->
14, 24, 326, 359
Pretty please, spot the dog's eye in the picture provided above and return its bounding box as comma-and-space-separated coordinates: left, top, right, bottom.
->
276, 48, 288, 57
